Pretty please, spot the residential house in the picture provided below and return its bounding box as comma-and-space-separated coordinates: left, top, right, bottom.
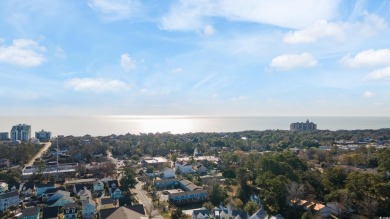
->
42, 206, 60, 219
110, 187, 122, 200
175, 161, 195, 174
326, 202, 352, 218
99, 205, 146, 219
0, 182, 8, 194
213, 204, 248, 219
0, 158, 10, 168
194, 164, 207, 175
49, 195, 75, 207
93, 180, 105, 192
161, 167, 175, 178
169, 189, 208, 204
20, 182, 35, 196
79, 188, 92, 201
106, 180, 122, 200
291, 199, 331, 218
46, 190, 71, 205
142, 156, 169, 170
8, 182, 20, 193
36, 183, 55, 197
0, 191, 19, 212
82, 198, 96, 219
21, 207, 40, 219
63, 203, 78, 219
154, 178, 179, 190
269, 214, 284, 219
42, 188, 59, 201
73, 184, 89, 196
249, 208, 267, 219
100, 197, 116, 210
192, 208, 210, 219
179, 179, 200, 191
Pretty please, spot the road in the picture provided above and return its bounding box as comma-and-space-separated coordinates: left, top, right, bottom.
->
26, 141, 52, 166
131, 179, 164, 219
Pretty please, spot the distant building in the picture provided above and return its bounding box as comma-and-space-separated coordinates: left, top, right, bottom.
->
0, 132, 8, 141
11, 124, 31, 142
35, 130, 52, 142
290, 120, 317, 131
0, 158, 10, 168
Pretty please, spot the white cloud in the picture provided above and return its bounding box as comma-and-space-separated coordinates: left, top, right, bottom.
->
160, 0, 340, 33
120, 53, 136, 72
284, 20, 344, 43
364, 66, 390, 81
172, 67, 183, 74
0, 39, 46, 67
341, 49, 390, 68
270, 53, 317, 70
64, 78, 129, 92
363, 91, 374, 98
88, 0, 140, 21
284, 13, 386, 44
203, 25, 215, 36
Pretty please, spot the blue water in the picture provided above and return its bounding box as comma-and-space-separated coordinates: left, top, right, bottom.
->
0, 116, 389, 136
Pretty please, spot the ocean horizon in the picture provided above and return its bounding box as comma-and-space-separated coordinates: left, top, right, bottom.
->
0, 116, 389, 137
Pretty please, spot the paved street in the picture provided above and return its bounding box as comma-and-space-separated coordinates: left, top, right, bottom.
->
131, 179, 164, 219
26, 141, 52, 166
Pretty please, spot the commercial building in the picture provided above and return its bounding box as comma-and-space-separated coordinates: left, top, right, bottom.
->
0, 132, 8, 141
35, 130, 52, 142
290, 120, 317, 131
10, 124, 31, 142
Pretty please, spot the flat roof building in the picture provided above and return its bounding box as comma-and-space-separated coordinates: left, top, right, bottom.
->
11, 124, 31, 142
0, 132, 8, 141
35, 130, 52, 142
290, 120, 317, 131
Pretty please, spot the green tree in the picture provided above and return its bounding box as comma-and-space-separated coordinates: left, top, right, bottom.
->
208, 181, 227, 206
244, 201, 259, 216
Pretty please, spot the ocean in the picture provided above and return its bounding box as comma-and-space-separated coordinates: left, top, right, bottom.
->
0, 116, 389, 137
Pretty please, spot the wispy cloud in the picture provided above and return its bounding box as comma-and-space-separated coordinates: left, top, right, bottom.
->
284, 13, 386, 44
193, 73, 217, 89
363, 91, 374, 98
64, 78, 129, 92
270, 53, 317, 70
88, 0, 140, 21
0, 38, 46, 67
364, 66, 390, 81
160, 0, 340, 33
341, 49, 390, 68
172, 67, 183, 74
120, 53, 136, 72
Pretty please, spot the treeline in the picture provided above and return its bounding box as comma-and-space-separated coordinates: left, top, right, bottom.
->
0, 143, 43, 165
219, 151, 390, 218
99, 129, 390, 157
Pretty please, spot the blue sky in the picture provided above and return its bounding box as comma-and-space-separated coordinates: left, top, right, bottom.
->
1, 0, 390, 116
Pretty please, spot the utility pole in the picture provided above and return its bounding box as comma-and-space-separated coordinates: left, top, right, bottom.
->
56, 136, 59, 182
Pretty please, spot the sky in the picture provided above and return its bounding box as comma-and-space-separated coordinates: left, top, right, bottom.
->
1, 0, 390, 116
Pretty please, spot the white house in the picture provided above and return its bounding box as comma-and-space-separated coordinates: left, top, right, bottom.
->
79, 188, 92, 201
0, 182, 8, 193
0, 191, 19, 212
82, 199, 96, 219
161, 168, 175, 178
93, 180, 104, 192
175, 161, 195, 174
20, 182, 35, 196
